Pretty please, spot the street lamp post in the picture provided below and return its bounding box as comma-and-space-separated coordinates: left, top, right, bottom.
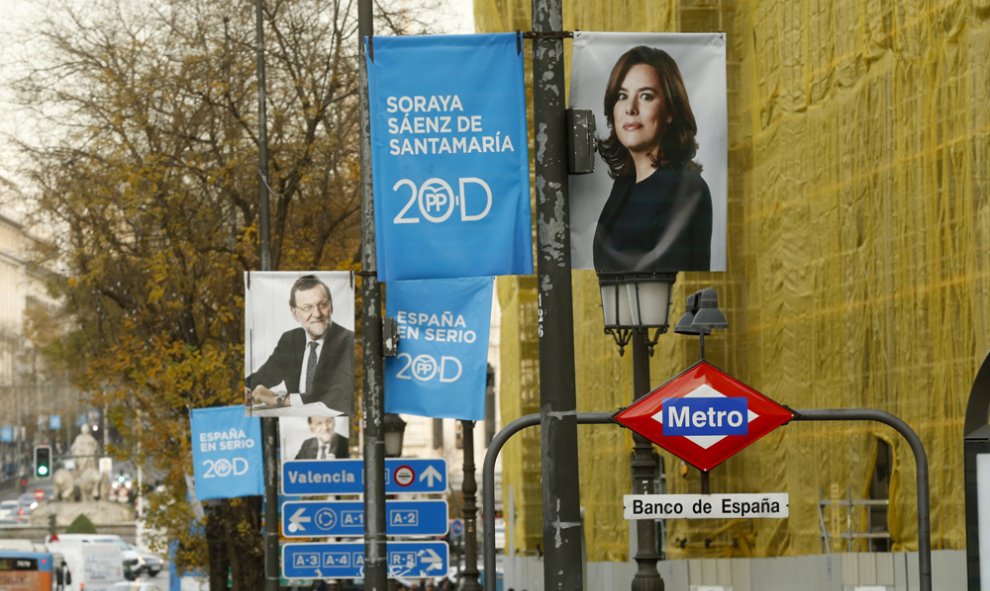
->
460, 420, 480, 591
597, 271, 675, 591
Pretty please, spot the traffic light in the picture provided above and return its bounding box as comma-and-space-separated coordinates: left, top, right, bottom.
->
34, 445, 52, 479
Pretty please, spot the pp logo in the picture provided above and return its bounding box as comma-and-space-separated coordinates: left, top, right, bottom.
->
392, 177, 492, 224
395, 353, 462, 383
202, 457, 249, 478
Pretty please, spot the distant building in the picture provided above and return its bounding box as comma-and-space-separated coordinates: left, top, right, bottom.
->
0, 196, 79, 471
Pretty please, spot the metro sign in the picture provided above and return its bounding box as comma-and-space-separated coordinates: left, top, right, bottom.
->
614, 361, 793, 471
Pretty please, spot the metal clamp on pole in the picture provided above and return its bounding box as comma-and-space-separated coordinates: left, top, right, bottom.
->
382, 317, 399, 357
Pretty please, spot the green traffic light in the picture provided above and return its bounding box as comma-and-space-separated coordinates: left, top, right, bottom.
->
34, 446, 52, 479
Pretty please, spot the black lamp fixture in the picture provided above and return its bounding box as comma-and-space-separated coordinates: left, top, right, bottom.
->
674, 287, 729, 359
383, 413, 407, 458
597, 271, 677, 355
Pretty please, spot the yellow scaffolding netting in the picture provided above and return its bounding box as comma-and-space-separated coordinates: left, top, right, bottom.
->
481, 0, 990, 561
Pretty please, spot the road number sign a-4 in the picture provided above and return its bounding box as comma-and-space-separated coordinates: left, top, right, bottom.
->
613, 361, 793, 472
282, 541, 448, 580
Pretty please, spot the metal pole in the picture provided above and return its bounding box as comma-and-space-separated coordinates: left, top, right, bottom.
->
253, 1, 278, 588
461, 420, 480, 590
630, 332, 663, 591
254, 0, 271, 272
791, 409, 932, 591
530, 0, 585, 588
483, 413, 613, 591
358, 1, 388, 588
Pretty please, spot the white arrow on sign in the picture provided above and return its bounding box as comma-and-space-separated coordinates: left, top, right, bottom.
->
288, 508, 311, 533
419, 466, 443, 487
418, 548, 443, 572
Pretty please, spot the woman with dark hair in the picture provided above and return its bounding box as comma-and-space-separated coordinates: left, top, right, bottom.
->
592, 46, 712, 273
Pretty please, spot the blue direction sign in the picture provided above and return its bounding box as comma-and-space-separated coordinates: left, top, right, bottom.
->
282, 500, 449, 538
282, 458, 447, 495
282, 541, 449, 579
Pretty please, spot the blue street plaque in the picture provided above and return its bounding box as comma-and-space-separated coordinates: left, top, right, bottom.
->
450, 518, 464, 539
281, 458, 447, 495
282, 541, 449, 580
281, 500, 449, 538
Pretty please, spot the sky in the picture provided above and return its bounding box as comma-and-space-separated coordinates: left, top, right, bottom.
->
0, 0, 475, 200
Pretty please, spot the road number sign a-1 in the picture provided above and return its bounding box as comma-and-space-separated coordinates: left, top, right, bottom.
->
281, 500, 449, 538
623, 493, 789, 519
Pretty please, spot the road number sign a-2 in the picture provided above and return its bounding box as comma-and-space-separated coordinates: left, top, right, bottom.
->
367, 33, 532, 281
613, 361, 793, 471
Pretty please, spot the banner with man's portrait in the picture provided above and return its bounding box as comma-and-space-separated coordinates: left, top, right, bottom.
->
278, 415, 350, 464
244, 271, 355, 418
568, 32, 727, 273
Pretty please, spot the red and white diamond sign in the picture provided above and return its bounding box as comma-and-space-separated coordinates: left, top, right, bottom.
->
614, 361, 793, 472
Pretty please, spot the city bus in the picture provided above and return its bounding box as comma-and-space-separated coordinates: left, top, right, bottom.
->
0, 549, 56, 591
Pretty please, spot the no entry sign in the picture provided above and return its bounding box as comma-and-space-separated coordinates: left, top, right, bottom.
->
614, 361, 793, 471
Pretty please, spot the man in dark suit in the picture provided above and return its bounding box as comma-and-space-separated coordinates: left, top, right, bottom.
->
294, 416, 349, 460
246, 275, 354, 414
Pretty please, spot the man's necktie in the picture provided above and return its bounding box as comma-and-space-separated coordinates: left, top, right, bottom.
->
319, 444, 329, 460
305, 341, 319, 394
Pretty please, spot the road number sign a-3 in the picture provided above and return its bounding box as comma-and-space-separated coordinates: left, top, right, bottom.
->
613, 361, 794, 471
366, 33, 532, 281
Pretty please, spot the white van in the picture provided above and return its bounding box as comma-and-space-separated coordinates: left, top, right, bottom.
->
47, 535, 127, 591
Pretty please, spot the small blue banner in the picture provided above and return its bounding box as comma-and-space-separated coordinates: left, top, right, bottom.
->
662, 397, 749, 436
385, 277, 493, 420
190, 405, 264, 500
49, 415, 61, 430
282, 499, 448, 538
0, 426, 11, 443
283, 541, 449, 579
367, 34, 532, 281
282, 458, 447, 495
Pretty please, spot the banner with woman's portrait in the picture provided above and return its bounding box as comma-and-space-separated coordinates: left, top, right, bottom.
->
568, 32, 727, 273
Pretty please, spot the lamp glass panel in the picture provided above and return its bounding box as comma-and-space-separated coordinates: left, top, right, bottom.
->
630, 281, 671, 327
384, 431, 404, 458
979, 454, 990, 585
600, 284, 632, 327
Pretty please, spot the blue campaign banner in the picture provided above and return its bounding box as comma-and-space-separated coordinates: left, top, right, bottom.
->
385, 277, 493, 419
283, 541, 448, 579
49, 415, 61, 430
0, 426, 11, 443
190, 405, 264, 500
282, 458, 448, 495
367, 34, 532, 281
281, 499, 449, 537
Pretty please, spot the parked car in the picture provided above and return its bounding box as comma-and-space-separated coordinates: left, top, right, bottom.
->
33, 484, 54, 502
14, 493, 37, 523
107, 581, 163, 591
129, 543, 164, 577
0, 500, 19, 520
